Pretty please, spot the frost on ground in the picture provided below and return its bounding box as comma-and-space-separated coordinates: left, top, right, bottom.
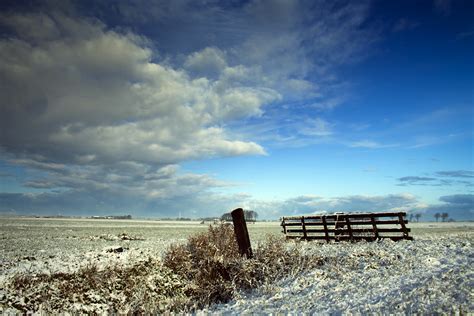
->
208, 233, 473, 314
0, 219, 472, 314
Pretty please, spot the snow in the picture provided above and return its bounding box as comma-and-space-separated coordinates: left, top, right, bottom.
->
206, 233, 473, 314
0, 218, 472, 314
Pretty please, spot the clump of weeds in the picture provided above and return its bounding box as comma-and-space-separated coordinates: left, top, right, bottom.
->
163, 224, 326, 311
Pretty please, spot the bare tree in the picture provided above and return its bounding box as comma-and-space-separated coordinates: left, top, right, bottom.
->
441, 212, 449, 222
220, 212, 232, 221
415, 213, 422, 222
434, 213, 441, 222
244, 210, 258, 223
221, 210, 259, 223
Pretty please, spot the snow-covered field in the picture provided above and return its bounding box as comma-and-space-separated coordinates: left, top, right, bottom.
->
0, 218, 472, 314
209, 231, 473, 314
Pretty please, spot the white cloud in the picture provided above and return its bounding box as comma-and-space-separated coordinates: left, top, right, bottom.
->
412, 194, 474, 221
0, 2, 381, 217
231, 193, 421, 219
0, 12, 274, 166
184, 47, 227, 79
397, 171, 473, 187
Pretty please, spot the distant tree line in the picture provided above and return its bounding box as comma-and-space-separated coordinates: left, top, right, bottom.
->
434, 212, 451, 222
408, 213, 422, 222
408, 212, 453, 222
221, 210, 258, 222
158, 217, 192, 221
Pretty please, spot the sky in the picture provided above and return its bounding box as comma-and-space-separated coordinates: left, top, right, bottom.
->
0, 0, 473, 220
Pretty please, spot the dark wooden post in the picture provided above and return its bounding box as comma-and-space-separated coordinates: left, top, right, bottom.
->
345, 216, 353, 240
281, 217, 287, 234
371, 216, 379, 240
322, 215, 330, 242
231, 208, 253, 258
398, 213, 409, 239
301, 216, 307, 240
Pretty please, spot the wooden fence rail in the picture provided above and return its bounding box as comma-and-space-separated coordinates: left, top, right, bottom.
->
281, 212, 413, 242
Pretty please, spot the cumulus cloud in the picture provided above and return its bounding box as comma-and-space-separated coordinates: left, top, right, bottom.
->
0, 11, 281, 217
0, 1, 380, 217
94, 0, 378, 144
246, 193, 472, 221
184, 47, 227, 79
0, 159, 236, 217
1, 2, 376, 166
233, 193, 421, 218
439, 194, 474, 205
0, 12, 275, 166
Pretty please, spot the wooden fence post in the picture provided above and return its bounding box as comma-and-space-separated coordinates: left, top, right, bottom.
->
371, 216, 379, 240
398, 213, 409, 239
322, 215, 330, 242
231, 208, 253, 258
345, 216, 353, 240
301, 216, 307, 239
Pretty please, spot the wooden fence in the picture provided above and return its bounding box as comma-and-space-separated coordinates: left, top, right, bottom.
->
281, 212, 413, 242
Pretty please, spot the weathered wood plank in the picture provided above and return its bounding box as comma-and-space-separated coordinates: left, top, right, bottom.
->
285, 227, 410, 234
282, 211, 407, 221
281, 219, 408, 227
231, 208, 253, 258
281, 211, 413, 241
286, 235, 413, 241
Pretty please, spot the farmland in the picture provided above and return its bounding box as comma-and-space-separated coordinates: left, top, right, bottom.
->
0, 218, 280, 268
0, 217, 473, 314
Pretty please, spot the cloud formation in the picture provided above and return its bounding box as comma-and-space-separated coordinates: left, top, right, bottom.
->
397, 170, 474, 187
397, 176, 438, 185
0, 1, 382, 217
0, 12, 274, 167
414, 194, 474, 221
6, 1, 466, 220
436, 170, 474, 178
0, 190, 420, 219
234, 193, 421, 219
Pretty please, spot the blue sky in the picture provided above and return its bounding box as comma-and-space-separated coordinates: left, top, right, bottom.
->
0, 0, 473, 220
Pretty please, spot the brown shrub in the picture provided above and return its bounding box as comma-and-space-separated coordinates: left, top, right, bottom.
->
163, 224, 241, 307
163, 224, 325, 311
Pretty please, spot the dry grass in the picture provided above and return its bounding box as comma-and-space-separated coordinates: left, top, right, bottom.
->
163, 224, 325, 310
5, 257, 188, 313
2, 224, 325, 313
